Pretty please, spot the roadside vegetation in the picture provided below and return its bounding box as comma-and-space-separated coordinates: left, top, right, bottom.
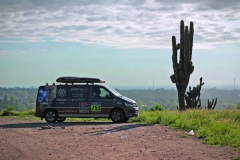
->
0, 106, 111, 122
130, 105, 240, 152
1, 104, 240, 154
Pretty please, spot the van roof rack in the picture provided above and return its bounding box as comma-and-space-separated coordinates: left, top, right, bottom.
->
56, 76, 105, 83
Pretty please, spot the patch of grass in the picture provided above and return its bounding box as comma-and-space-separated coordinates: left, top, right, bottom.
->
131, 109, 240, 151
0, 106, 35, 117
180, 131, 188, 138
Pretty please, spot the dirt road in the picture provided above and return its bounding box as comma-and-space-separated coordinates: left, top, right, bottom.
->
0, 117, 239, 160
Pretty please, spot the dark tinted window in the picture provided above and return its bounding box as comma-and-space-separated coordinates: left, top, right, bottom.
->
93, 86, 111, 98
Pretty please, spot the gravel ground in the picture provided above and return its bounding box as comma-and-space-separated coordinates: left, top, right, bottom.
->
0, 117, 239, 160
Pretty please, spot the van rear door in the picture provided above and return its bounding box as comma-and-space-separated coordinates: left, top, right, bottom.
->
36, 86, 49, 116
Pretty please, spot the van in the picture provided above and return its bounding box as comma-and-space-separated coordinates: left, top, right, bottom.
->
35, 76, 139, 123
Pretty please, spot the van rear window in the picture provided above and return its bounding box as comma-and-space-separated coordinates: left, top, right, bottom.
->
37, 86, 48, 103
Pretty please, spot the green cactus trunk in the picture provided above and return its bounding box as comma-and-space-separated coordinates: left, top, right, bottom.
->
170, 20, 194, 110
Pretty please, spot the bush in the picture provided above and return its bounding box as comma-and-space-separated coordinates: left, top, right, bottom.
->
149, 104, 165, 111
236, 103, 240, 109
19, 110, 35, 116
1, 106, 20, 116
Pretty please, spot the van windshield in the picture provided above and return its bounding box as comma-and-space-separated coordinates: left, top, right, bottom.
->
105, 86, 122, 97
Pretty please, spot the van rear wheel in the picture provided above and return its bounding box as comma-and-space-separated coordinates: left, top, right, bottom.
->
110, 109, 124, 123
45, 109, 57, 123
57, 117, 66, 122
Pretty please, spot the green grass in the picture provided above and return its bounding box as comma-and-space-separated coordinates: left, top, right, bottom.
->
129, 109, 240, 151
0, 108, 111, 122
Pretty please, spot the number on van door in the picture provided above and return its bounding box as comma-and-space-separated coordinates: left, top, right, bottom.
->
91, 86, 114, 118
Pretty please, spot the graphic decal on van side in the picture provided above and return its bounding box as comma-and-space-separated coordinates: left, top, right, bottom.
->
91, 102, 101, 112
57, 88, 66, 97
79, 102, 90, 113
46, 86, 57, 107
37, 86, 48, 109
37, 86, 57, 108
71, 87, 88, 98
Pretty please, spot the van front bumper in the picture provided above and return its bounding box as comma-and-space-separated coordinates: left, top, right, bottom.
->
127, 107, 139, 117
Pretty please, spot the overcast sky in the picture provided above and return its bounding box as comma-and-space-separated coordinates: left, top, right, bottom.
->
0, 0, 240, 89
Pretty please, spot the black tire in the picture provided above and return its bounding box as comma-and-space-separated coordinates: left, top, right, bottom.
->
45, 109, 57, 123
123, 117, 129, 123
57, 117, 66, 122
110, 109, 124, 123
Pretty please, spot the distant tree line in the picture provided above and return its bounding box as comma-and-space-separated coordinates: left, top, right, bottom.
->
0, 87, 37, 111
0, 87, 239, 111
116, 88, 240, 110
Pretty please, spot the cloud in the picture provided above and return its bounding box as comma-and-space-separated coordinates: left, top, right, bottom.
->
0, 0, 239, 48
0, 50, 11, 55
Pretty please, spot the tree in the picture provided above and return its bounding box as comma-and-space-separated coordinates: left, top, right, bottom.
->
10, 96, 15, 106
0, 99, 3, 109
3, 95, 9, 105
15, 99, 19, 111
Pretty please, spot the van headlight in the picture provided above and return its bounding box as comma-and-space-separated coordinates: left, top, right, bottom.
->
124, 102, 134, 107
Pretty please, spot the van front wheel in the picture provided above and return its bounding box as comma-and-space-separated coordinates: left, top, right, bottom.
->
110, 109, 124, 123
45, 109, 57, 123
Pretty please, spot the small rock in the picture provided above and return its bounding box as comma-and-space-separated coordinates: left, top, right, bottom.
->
41, 125, 52, 129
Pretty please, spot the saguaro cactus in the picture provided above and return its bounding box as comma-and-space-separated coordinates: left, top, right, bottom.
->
185, 77, 204, 109
170, 20, 194, 110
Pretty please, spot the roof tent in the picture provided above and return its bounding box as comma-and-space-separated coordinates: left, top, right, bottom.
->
56, 76, 105, 83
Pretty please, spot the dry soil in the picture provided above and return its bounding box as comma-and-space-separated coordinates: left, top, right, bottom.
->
0, 117, 239, 160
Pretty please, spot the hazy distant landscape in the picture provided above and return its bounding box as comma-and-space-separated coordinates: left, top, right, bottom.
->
113, 85, 240, 90
0, 86, 239, 111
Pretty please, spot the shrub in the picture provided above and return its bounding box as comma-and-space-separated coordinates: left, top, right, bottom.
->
149, 104, 165, 111
19, 110, 35, 116
1, 106, 20, 116
236, 103, 240, 109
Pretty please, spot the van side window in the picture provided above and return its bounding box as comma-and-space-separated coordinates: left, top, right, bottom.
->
70, 86, 89, 98
93, 87, 112, 99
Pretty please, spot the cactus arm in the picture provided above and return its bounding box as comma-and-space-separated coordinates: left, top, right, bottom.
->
189, 22, 194, 60
212, 98, 217, 110
184, 26, 189, 81
180, 20, 185, 64
171, 36, 180, 87
207, 98, 217, 110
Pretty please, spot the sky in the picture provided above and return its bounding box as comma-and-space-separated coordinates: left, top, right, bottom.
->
0, 0, 240, 89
